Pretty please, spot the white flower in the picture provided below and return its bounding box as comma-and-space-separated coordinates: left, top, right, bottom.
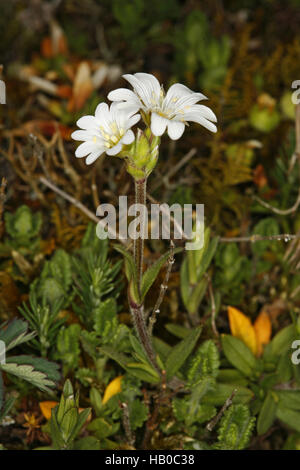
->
108, 72, 217, 140
71, 103, 140, 165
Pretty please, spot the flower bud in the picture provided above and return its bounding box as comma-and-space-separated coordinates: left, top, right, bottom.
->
125, 128, 160, 181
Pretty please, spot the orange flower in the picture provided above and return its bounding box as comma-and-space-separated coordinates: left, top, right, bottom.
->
228, 306, 271, 356
39, 401, 58, 420
254, 311, 272, 356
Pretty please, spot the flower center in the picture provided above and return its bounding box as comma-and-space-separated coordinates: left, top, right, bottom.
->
98, 123, 124, 148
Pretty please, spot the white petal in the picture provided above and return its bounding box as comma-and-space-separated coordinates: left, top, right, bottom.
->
134, 73, 161, 98
184, 113, 217, 133
76, 115, 97, 130
106, 142, 122, 156
71, 130, 92, 141
167, 121, 185, 140
167, 83, 206, 100
108, 88, 140, 105
188, 104, 217, 122
151, 113, 168, 136
175, 93, 207, 110
86, 150, 104, 165
123, 74, 156, 108
121, 129, 135, 145
95, 102, 109, 119
75, 141, 98, 157
127, 113, 140, 128
165, 84, 207, 109
114, 102, 141, 114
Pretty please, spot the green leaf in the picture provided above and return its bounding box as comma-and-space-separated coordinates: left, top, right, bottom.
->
165, 326, 202, 380
50, 411, 65, 449
113, 244, 136, 282
153, 337, 172, 362
88, 417, 119, 439
141, 247, 182, 300
99, 346, 129, 370
276, 353, 293, 383
187, 227, 210, 280
94, 298, 117, 335
277, 390, 300, 411
187, 340, 220, 385
0, 363, 55, 393
73, 436, 101, 450
55, 324, 81, 373
180, 257, 190, 308
113, 244, 140, 303
69, 408, 92, 443
221, 335, 257, 377
125, 362, 160, 384
202, 383, 253, 406
90, 388, 102, 416
196, 236, 219, 280
0, 373, 3, 412
0, 396, 16, 422
266, 324, 297, 358
0, 319, 35, 351
216, 404, 255, 450
46, 249, 72, 291
129, 334, 149, 364
251, 218, 280, 256
6, 356, 60, 382
5, 205, 42, 241
257, 392, 277, 435
218, 369, 249, 386
165, 323, 191, 339
129, 400, 148, 430
276, 406, 300, 432
186, 278, 208, 315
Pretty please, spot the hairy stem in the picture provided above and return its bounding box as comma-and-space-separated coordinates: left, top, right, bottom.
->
130, 302, 159, 372
130, 177, 159, 372
134, 178, 147, 293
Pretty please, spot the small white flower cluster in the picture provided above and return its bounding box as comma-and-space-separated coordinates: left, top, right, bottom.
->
71, 73, 217, 165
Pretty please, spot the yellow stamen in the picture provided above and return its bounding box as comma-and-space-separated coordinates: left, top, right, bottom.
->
110, 122, 118, 133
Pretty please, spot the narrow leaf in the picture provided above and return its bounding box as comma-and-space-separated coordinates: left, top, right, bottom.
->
221, 335, 257, 377
141, 247, 182, 300
257, 392, 277, 435
166, 326, 202, 380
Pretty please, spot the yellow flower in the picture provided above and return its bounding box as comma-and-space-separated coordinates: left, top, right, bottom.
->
102, 376, 123, 405
228, 306, 271, 357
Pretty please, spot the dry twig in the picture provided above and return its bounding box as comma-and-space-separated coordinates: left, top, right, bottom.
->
120, 402, 135, 448
148, 240, 175, 335
206, 388, 237, 432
